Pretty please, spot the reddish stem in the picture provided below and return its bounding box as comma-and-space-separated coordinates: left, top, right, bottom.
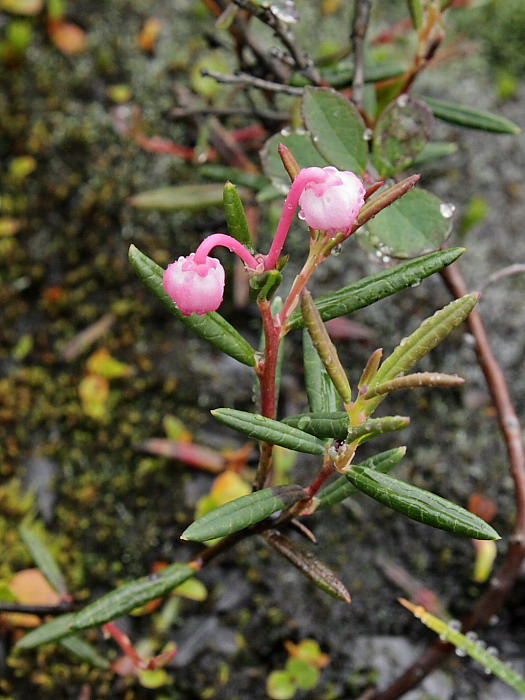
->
194, 233, 259, 268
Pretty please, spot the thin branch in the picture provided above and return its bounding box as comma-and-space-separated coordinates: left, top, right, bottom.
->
369, 261, 525, 700
478, 263, 525, 293
171, 105, 289, 121
201, 68, 304, 96
351, 0, 372, 108
232, 0, 322, 84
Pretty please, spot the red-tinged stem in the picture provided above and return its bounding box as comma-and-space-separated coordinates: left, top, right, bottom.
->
279, 236, 329, 332
305, 457, 336, 498
264, 167, 329, 270
194, 233, 259, 268
104, 621, 147, 669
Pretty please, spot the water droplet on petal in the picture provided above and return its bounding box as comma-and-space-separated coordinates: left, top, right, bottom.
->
298, 211, 306, 221
440, 202, 456, 219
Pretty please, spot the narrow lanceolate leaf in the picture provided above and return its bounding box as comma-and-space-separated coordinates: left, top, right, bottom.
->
346, 467, 500, 540
364, 372, 464, 399
367, 294, 478, 411
129, 245, 256, 367
265, 531, 351, 602
223, 181, 255, 252
421, 96, 520, 135
412, 141, 457, 165
302, 86, 368, 173
129, 183, 250, 210
301, 290, 352, 404
211, 408, 326, 455
181, 485, 307, 542
16, 613, 77, 649
283, 412, 409, 443
401, 600, 525, 695
60, 635, 110, 669
71, 564, 195, 631
315, 447, 406, 510
200, 164, 269, 191
303, 330, 340, 414
286, 248, 465, 330
19, 524, 68, 596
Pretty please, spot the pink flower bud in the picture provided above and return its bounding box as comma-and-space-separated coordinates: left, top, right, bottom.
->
163, 253, 225, 316
298, 166, 366, 234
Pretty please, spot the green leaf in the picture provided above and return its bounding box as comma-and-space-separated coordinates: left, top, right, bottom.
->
71, 564, 195, 632
260, 130, 330, 194
19, 524, 68, 595
301, 289, 352, 404
372, 95, 434, 176
363, 187, 452, 259
212, 408, 326, 454
129, 183, 249, 211
287, 658, 320, 690
129, 245, 256, 367
367, 294, 478, 411
302, 87, 368, 173
289, 61, 406, 89
60, 635, 110, 670
315, 447, 406, 510
200, 164, 269, 191
16, 613, 77, 649
265, 531, 351, 602
267, 670, 297, 700
282, 412, 409, 443
421, 96, 520, 134
412, 141, 457, 166
303, 330, 339, 414
286, 248, 464, 329
223, 181, 256, 252
346, 467, 500, 540
407, 0, 423, 29
181, 485, 307, 542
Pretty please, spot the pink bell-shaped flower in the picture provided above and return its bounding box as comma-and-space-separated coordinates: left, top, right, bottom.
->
163, 253, 225, 316
298, 166, 365, 235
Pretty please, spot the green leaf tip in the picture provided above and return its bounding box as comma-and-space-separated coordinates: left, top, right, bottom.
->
346, 467, 500, 540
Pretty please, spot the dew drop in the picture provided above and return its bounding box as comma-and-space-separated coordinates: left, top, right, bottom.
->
331, 244, 343, 256
397, 94, 409, 108
270, 0, 299, 24
410, 279, 421, 288
488, 614, 499, 626
399, 337, 408, 347
455, 647, 467, 657
466, 631, 478, 641
483, 667, 492, 675
449, 619, 461, 631
363, 127, 373, 141
486, 646, 499, 657
298, 211, 306, 221
381, 254, 391, 264
440, 202, 456, 219
280, 127, 291, 137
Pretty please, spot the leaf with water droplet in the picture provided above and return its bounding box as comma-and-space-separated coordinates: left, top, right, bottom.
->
372, 95, 434, 176
364, 187, 452, 258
